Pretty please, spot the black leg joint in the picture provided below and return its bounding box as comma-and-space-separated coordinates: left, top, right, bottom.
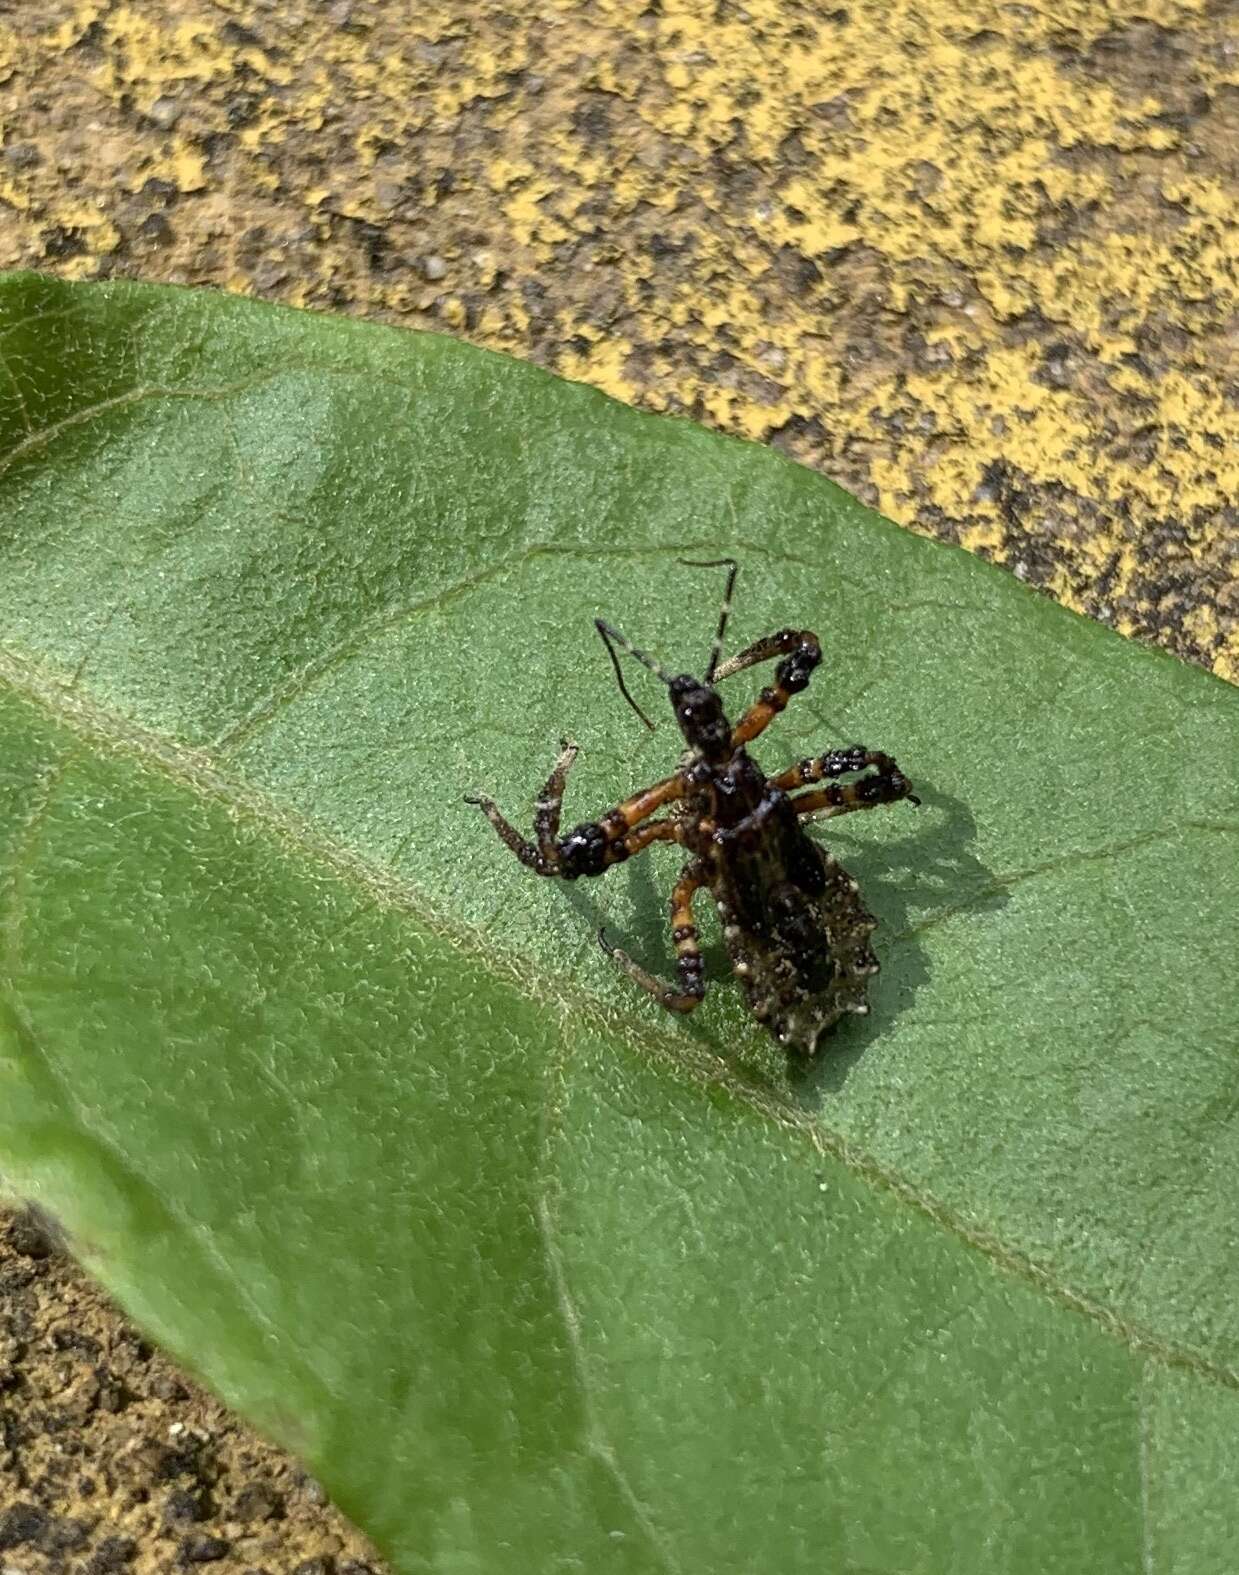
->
558, 821, 609, 879
823, 745, 869, 777
775, 639, 821, 694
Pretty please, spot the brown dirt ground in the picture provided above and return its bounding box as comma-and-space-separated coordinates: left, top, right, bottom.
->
0, 1210, 380, 1574
1, 0, 1237, 1569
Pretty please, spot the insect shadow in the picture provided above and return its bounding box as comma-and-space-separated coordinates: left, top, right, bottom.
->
560, 775, 1001, 1097
788, 779, 1003, 1099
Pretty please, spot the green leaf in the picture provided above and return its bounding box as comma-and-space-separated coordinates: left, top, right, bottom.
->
1, 272, 1237, 1574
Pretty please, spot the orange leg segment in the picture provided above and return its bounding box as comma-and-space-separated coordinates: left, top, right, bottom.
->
716, 628, 822, 747
467, 740, 686, 878
774, 746, 918, 809
600, 859, 708, 1013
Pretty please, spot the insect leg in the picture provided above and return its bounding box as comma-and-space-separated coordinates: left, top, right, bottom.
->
714, 628, 822, 746
466, 748, 688, 878
553, 772, 688, 878
606, 817, 686, 863
464, 737, 581, 875
599, 858, 708, 1014
774, 746, 920, 807
790, 760, 919, 819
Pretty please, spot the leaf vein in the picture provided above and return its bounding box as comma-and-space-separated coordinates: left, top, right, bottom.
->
2, 643, 1238, 1397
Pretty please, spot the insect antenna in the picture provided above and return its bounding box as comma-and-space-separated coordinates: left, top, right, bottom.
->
594, 618, 667, 732
678, 556, 739, 685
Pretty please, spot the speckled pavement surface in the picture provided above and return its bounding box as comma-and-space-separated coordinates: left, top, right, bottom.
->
1, 1, 1236, 1569
3, 0, 1236, 677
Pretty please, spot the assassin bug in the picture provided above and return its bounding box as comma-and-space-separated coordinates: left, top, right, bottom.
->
465, 560, 918, 1053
